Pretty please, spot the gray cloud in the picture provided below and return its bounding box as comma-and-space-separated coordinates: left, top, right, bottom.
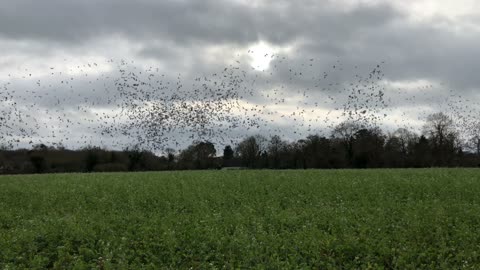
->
1, 0, 480, 150
0, 0, 401, 46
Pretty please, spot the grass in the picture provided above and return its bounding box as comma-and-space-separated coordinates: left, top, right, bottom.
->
1, 169, 480, 269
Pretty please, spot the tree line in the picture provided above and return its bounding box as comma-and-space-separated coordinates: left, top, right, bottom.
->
0, 112, 479, 174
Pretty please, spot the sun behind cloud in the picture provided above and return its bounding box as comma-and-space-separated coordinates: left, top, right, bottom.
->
247, 41, 280, 71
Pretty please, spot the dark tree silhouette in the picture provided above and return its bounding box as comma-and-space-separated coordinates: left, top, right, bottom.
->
423, 113, 460, 166
352, 128, 385, 168
85, 148, 100, 172
223, 145, 234, 160
0, 111, 478, 174
268, 135, 286, 169
179, 141, 216, 169
236, 135, 266, 168
332, 121, 361, 167
30, 155, 47, 173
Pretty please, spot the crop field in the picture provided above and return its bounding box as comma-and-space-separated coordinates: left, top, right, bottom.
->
1, 169, 480, 269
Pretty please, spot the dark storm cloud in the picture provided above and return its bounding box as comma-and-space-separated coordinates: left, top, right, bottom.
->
0, 0, 400, 46
2, 0, 478, 103
0, 0, 258, 45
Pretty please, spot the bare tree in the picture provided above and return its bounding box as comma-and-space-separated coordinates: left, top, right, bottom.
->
268, 135, 286, 169
469, 135, 480, 157
422, 112, 460, 166
332, 121, 362, 165
422, 113, 456, 148
392, 128, 418, 155
236, 135, 267, 168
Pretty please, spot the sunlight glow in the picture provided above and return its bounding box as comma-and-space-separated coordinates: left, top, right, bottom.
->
247, 41, 279, 71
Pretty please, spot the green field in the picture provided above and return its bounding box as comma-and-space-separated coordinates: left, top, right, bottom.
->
1, 169, 480, 269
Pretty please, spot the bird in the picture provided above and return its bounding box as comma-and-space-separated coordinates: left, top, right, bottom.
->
0, 55, 478, 157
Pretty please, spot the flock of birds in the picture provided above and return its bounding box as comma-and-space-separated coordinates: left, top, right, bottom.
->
1, 52, 479, 153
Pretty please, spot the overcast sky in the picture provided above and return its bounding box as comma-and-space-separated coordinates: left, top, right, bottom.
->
1, 0, 480, 152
